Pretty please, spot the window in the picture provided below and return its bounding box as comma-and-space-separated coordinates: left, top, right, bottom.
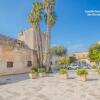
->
27, 61, 32, 67
7, 62, 13, 68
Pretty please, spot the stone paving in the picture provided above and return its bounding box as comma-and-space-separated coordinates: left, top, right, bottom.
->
0, 70, 100, 100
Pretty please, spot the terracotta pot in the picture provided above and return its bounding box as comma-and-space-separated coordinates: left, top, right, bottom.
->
29, 73, 36, 79
60, 74, 68, 80
92, 69, 96, 71
78, 75, 87, 81
39, 73, 46, 77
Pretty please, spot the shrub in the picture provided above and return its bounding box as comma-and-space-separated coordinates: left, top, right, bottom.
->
30, 67, 37, 74
59, 67, 68, 75
38, 67, 46, 73
76, 69, 88, 76
96, 69, 100, 75
92, 65, 97, 69
58, 57, 69, 66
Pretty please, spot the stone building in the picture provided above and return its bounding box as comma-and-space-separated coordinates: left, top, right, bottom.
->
18, 28, 48, 65
0, 34, 38, 76
73, 51, 90, 65
18, 28, 48, 53
73, 52, 89, 59
0, 27, 48, 76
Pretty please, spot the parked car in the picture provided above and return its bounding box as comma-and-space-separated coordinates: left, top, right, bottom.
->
80, 64, 91, 69
68, 64, 80, 70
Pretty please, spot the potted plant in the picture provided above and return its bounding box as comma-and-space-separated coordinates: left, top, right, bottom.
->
59, 67, 68, 79
76, 69, 88, 81
38, 67, 46, 77
29, 67, 37, 79
92, 65, 97, 70
96, 69, 100, 75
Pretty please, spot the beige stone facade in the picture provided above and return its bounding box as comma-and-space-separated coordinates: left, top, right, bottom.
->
73, 52, 89, 59
18, 28, 36, 50
73, 51, 91, 65
0, 34, 38, 76
0, 27, 48, 76
18, 28, 48, 66
0, 45, 38, 76
18, 28, 48, 53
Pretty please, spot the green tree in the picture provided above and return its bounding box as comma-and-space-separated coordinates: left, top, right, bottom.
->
51, 45, 67, 56
68, 56, 76, 64
89, 43, 100, 67
28, 2, 43, 67
58, 57, 69, 67
42, 0, 57, 70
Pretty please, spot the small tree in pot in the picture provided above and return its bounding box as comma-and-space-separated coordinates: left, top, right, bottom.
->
59, 67, 68, 79
58, 57, 69, 69
96, 69, 100, 75
76, 69, 88, 81
91, 65, 97, 71
29, 67, 37, 79
38, 67, 46, 77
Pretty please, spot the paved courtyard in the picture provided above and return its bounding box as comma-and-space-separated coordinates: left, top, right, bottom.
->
0, 70, 100, 100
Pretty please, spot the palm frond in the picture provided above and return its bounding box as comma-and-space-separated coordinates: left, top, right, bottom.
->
45, 11, 57, 28
28, 2, 43, 26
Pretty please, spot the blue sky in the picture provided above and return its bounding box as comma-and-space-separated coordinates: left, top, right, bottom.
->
0, 0, 100, 55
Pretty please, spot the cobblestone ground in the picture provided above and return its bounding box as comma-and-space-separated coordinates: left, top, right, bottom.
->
0, 70, 100, 100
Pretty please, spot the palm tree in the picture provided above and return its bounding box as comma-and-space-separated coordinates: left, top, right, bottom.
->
42, 0, 56, 70
42, 0, 56, 13
28, 2, 43, 67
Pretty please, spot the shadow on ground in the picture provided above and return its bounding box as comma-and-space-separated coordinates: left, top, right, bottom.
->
69, 77, 76, 79
0, 73, 29, 86
0, 73, 55, 86
87, 78, 98, 81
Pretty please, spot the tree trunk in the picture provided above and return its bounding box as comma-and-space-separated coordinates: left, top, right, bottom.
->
45, 26, 51, 71
34, 25, 43, 67
38, 26, 43, 67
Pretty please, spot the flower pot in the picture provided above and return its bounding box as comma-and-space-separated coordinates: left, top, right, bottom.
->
29, 73, 37, 79
92, 69, 96, 71
78, 75, 87, 81
39, 73, 46, 77
60, 74, 68, 80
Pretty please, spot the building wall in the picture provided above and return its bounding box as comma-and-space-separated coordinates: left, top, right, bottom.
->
18, 28, 48, 53
0, 27, 47, 76
18, 28, 49, 66
0, 45, 38, 76
18, 28, 35, 50
73, 52, 91, 65
73, 52, 89, 59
